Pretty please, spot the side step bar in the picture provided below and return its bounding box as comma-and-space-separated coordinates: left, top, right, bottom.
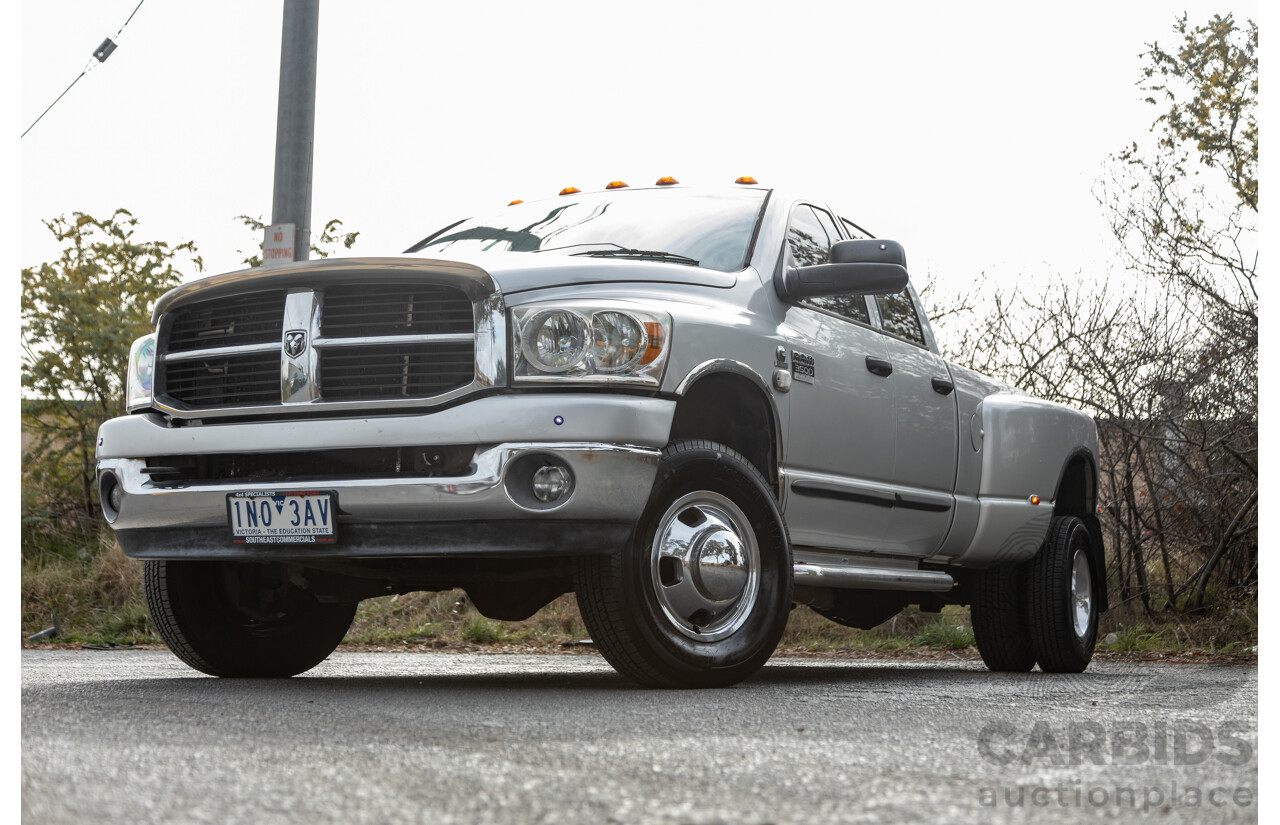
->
792, 563, 954, 592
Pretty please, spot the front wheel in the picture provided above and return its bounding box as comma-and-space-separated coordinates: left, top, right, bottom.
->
144, 560, 356, 677
576, 440, 792, 688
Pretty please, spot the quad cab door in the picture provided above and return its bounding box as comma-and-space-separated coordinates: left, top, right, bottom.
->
870, 283, 960, 557
780, 204, 897, 553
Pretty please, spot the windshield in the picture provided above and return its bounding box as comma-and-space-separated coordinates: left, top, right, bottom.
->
409, 188, 769, 273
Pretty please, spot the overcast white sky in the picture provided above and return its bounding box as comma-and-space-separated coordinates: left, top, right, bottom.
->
19, 0, 1258, 303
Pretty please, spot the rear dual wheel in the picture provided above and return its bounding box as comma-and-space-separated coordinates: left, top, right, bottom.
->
971, 515, 1098, 674
1026, 516, 1098, 672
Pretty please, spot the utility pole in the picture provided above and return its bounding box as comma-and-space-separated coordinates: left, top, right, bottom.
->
265, 0, 319, 266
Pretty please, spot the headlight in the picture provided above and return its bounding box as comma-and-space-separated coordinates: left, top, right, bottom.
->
520, 309, 591, 373
513, 302, 671, 386
125, 333, 157, 412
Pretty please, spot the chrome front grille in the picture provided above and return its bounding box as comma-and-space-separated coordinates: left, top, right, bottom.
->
167, 291, 285, 352
319, 342, 475, 400
156, 282, 480, 413
164, 352, 281, 407
320, 284, 472, 337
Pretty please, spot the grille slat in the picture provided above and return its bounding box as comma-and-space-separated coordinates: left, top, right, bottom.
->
156, 282, 477, 410
320, 342, 474, 401
166, 291, 286, 353
321, 284, 472, 337
162, 352, 281, 407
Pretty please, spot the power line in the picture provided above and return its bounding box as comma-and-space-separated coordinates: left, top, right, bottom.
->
20, 0, 148, 139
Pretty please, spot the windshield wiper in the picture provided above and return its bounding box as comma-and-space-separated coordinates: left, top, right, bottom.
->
570, 248, 700, 267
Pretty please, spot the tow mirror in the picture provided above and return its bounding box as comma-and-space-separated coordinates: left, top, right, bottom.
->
778, 239, 909, 301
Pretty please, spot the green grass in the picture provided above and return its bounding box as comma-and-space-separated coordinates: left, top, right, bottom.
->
912, 619, 976, 650
778, 605, 973, 653
22, 525, 160, 645
460, 616, 507, 644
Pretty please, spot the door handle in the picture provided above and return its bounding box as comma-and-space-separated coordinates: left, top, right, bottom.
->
865, 357, 893, 377
931, 376, 954, 395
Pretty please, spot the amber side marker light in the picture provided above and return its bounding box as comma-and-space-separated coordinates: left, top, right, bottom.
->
639, 322, 666, 365
735, 176, 759, 185
559, 187, 581, 196
655, 176, 679, 186
508, 199, 524, 206
605, 180, 629, 190
1029, 495, 1041, 506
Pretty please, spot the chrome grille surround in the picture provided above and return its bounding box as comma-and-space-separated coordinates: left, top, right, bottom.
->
153, 280, 505, 418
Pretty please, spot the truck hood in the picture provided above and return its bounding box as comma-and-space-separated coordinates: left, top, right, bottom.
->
153, 252, 737, 321
430, 249, 738, 294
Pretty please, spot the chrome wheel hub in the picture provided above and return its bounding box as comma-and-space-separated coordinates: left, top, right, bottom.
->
650, 491, 760, 641
1071, 548, 1093, 640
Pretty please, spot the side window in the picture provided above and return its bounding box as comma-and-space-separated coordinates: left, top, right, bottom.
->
840, 217, 869, 240
812, 209, 842, 249
875, 289, 926, 346
789, 205, 871, 325
786, 206, 832, 267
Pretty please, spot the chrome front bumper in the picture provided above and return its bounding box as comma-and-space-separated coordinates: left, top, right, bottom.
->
96, 394, 673, 560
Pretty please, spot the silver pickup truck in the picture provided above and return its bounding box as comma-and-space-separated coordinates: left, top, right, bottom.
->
96, 180, 1107, 687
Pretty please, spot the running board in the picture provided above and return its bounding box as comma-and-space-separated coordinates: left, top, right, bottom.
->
792, 563, 954, 592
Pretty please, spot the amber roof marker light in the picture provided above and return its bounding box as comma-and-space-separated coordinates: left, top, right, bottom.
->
559, 186, 581, 196
734, 176, 759, 185
655, 176, 679, 186
605, 180, 629, 190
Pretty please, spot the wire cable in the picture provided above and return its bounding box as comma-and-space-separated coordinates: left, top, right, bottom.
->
20, 0, 148, 138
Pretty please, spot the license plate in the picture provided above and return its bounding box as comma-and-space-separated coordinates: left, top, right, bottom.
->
226, 490, 338, 545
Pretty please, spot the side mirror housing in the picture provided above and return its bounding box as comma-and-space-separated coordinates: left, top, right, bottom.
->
777, 239, 910, 301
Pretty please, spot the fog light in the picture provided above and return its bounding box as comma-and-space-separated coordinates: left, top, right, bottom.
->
532, 465, 571, 503
99, 471, 122, 522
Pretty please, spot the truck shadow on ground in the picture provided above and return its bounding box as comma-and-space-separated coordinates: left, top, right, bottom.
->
57, 656, 1157, 699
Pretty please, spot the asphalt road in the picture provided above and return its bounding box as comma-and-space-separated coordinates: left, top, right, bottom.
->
22, 650, 1257, 825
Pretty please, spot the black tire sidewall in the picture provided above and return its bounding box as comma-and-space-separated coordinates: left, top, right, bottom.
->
146, 560, 355, 677
1062, 521, 1099, 660
622, 442, 792, 682
1027, 516, 1098, 672
971, 563, 1037, 672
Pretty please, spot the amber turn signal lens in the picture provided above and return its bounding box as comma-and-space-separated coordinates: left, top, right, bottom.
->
559, 187, 581, 196
605, 180, 629, 190
1030, 495, 1041, 506
507, 199, 524, 206
655, 176, 679, 186
639, 322, 666, 365
734, 176, 758, 185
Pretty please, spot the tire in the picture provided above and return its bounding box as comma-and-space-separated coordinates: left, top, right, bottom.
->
575, 440, 792, 688
1026, 516, 1098, 673
144, 560, 356, 677
971, 563, 1036, 672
